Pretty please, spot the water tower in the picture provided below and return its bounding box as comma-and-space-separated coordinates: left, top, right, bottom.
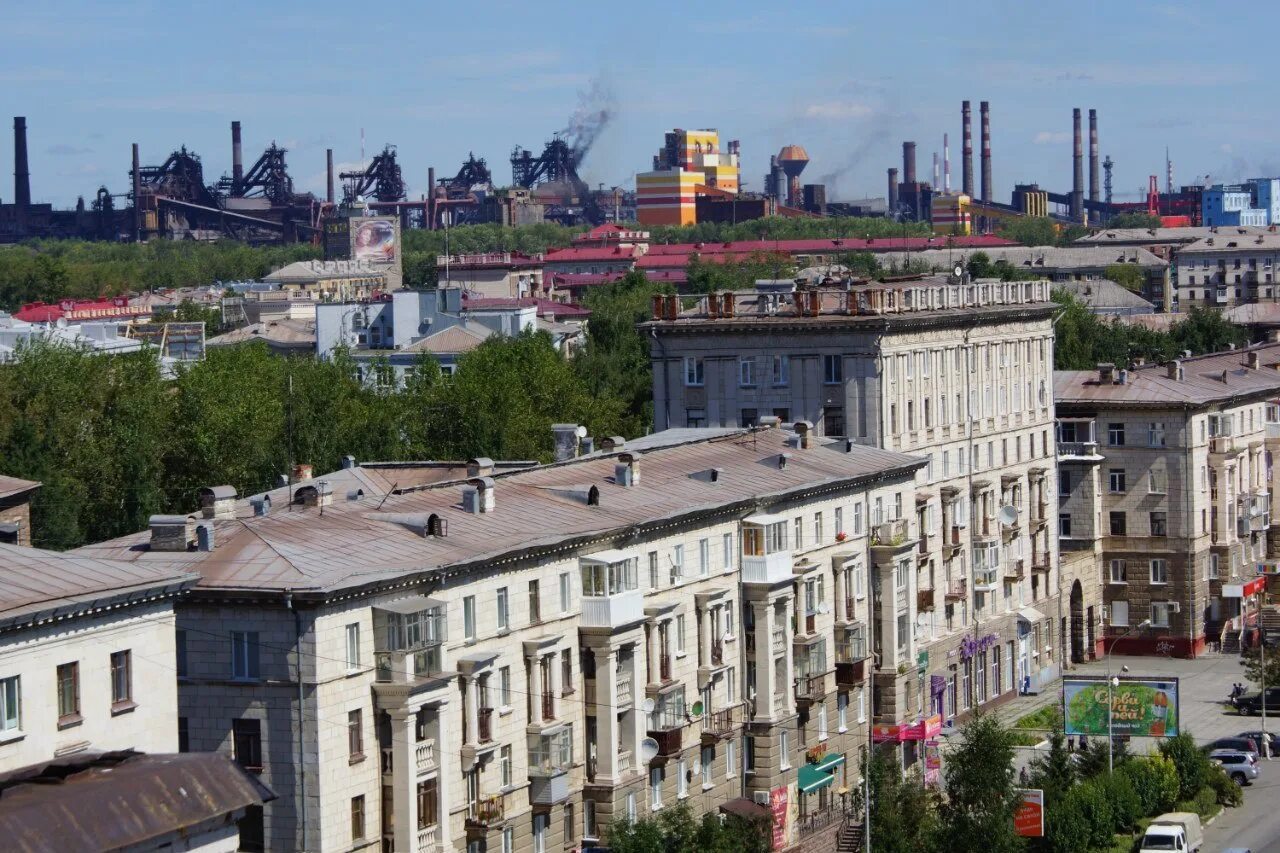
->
777, 145, 809, 208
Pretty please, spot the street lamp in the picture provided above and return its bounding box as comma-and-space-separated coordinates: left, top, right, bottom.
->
1106, 619, 1151, 774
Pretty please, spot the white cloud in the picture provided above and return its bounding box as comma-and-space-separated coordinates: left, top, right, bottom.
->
1033, 131, 1070, 145
804, 101, 873, 120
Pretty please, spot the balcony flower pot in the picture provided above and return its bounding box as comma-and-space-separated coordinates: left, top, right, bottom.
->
835, 532, 848, 542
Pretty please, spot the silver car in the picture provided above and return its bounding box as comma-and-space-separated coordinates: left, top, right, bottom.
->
1210, 749, 1261, 785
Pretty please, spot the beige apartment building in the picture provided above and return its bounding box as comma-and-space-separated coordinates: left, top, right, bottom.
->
1055, 345, 1280, 657
1175, 230, 1280, 309
644, 277, 1081, 748
0, 543, 197, 773
74, 426, 955, 853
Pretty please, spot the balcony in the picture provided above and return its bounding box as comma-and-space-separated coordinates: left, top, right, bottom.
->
416, 739, 436, 774
945, 579, 967, 602
466, 793, 505, 827
580, 553, 643, 629
617, 676, 633, 708
803, 612, 817, 635
871, 519, 910, 547
581, 588, 644, 629
772, 627, 787, 653
541, 691, 555, 721
381, 747, 393, 780
711, 638, 725, 667
647, 724, 683, 758
742, 515, 793, 585
1004, 560, 1025, 582
701, 703, 743, 743
1056, 441, 1103, 461
528, 731, 573, 805
1031, 555, 1051, 573
795, 670, 832, 706
477, 707, 494, 743
835, 634, 867, 686
1031, 503, 1049, 530
1210, 434, 1240, 456
418, 825, 438, 851
973, 568, 1000, 592
372, 599, 447, 683
843, 597, 858, 622
917, 588, 935, 611
658, 653, 672, 683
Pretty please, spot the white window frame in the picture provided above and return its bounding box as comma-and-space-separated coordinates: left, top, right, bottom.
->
779, 729, 791, 770
721, 533, 734, 570
738, 357, 756, 387
230, 631, 260, 681
0, 675, 20, 735
837, 692, 848, 732
650, 766, 664, 810
676, 614, 687, 655
345, 623, 361, 672
1109, 559, 1127, 584
684, 357, 704, 387
496, 587, 510, 632
699, 538, 710, 575
559, 572, 571, 613
772, 355, 790, 387
463, 596, 476, 641
1110, 600, 1130, 627
1150, 559, 1168, 585
726, 741, 736, 777
1150, 602, 1171, 628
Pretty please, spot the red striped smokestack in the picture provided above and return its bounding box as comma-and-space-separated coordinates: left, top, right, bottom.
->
1088, 109, 1099, 203
903, 141, 916, 185
980, 101, 991, 203
962, 101, 973, 197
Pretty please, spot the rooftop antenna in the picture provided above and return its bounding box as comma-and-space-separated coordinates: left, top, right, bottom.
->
1165, 147, 1173, 196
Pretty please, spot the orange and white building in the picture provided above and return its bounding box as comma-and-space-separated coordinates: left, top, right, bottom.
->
636, 129, 741, 226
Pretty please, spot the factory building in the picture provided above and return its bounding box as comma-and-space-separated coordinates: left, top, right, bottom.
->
1202, 179, 1280, 227
636, 130, 741, 226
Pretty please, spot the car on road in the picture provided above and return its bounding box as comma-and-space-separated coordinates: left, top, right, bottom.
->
1205, 736, 1260, 759
1234, 686, 1280, 715
1237, 730, 1280, 755
1209, 749, 1261, 785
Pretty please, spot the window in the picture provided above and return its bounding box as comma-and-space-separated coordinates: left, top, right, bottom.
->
56, 662, 79, 723
727, 665, 736, 702
495, 587, 510, 632
1148, 467, 1167, 494
684, 357, 704, 386
739, 357, 756, 387
699, 538, 710, 575
1110, 600, 1130, 627
834, 508, 844, 537
676, 615, 686, 654
500, 666, 512, 707
562, 653, 573, 696
1108, 423, 1125, 446
351, 795, 366, 842
671, 545, 684, 583
772, 355, 790, 386
463, 596, 476, 641
1150, 602, 1172, 628
1210, 553, 1220, 580
230, 631, 260, 681
824, 405, 846, 437
110, 650, 132, 707
677, 757, 688, 797
745, 736, 755, 771
853, 502, 864, 535
1148, 422, 1166, 447
837, 692, 848, 731
857, 686, 867, 722
1150, 559, 1168, 584
726, 741, 736, 777
0, 676, 20, 734
818, 704, 828, 739
345, 624, 360, 671
1059, 514, 1072, 537
648, 551, 659, 590
500, 745, 513, 788
686, 408, 707, 428
722, 533, 734, 569
1108, 469, 1126, 493
502, 828, 515, 853
650, 766, 664, 809
529, 580, 541, 624
794, 517, 804, 549
1150, 512, 1167, 537
823, 354, 843, 384
564, 804, 575, 848
740, 408, 758, 427
779, 730, 791, 769
1059, 471, 1071, 496
232, 719, 263, 771
348, 709, 364, 760
1109, 559, 1127, 584
178, 717, 189, 752
702, 746, 714, 787
1109, 512, 1127, 536
176, 630, 188, 679
559, 572, 571, 613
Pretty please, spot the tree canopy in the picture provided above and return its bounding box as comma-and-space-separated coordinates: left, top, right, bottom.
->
605, 802, 770, 853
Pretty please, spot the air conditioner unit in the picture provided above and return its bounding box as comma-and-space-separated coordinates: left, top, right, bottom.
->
753, 791, 771, 806
1168, 602, 1182, 613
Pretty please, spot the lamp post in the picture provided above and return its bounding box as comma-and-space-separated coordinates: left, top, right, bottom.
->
1106, 619, 1150, 774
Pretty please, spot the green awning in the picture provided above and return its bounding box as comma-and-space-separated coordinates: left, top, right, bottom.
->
797, 763, 836, 794
814, 752, 845, 773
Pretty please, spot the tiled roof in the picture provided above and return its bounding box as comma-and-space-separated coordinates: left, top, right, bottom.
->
1054, 342, 1280, 408
643, 235, 1017, 256
543, 246, 642, 264
404, 324, 492, 355
551, 271, 688, 287
71, 428, 924, 596
1076, 226, 1275, 245
13, 298, 148, 323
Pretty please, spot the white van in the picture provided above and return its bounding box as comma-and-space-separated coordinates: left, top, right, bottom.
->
1139, 812, 1203, 853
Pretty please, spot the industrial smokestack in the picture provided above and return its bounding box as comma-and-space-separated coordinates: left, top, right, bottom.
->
1072, 107, 1084, 221
943, 132, 951, 194
231, 121, 243, 186
1088, 109, 1099, 203
326, 149, 335, 204
131, 142, 141, 242
980, 101, 991, 203
962, 101, 973, 197
932, 152, 939, 189
13, 117, 30, 211
903, 141, 916, 186
888, 168, 899, 212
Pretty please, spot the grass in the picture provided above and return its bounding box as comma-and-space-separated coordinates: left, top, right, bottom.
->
1106, 818, 1152, 853
1014, 705, 1062, 730
1010, 730, 1047, 747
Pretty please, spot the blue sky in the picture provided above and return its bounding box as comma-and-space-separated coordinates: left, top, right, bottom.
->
5, 0, 1275, 208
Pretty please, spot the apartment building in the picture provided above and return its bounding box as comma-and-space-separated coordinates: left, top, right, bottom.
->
74, 426, 939, 852
1175, 230, 1280, 308
645, 277, 1075, 737
0, 475, 39, 546
0, 543, 197, 772
1055, 345, 1280, 657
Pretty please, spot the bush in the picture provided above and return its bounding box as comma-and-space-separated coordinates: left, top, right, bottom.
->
1101, 771, 1143, 832
1158, 733, 1211, 801
1049, 780, 1115, 852
1207, 765, 1244, 807
1191, 786, 1219, 819
1120, 756, 1179, 816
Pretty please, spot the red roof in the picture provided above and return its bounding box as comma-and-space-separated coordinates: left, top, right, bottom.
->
14, 297, 150, 323
643, 235, 1016, 256
551, 270, 688, 289
462, 295, 590, 319
543, 245, 642, 263
636, 252, 784, 270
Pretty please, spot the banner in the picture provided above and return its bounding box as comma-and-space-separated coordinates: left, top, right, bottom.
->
1063, 677, 1179, 737
1014, 789, 1044, 837
769, 785, 789, 851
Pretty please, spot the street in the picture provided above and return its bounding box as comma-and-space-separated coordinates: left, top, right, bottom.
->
999, 651, 1280, 851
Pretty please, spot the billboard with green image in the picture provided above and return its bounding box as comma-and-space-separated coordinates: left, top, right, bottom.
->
1063, 677, 1179, 737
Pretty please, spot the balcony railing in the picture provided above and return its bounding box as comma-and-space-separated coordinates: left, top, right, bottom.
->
1005, 560, 1025, 581
795, 670, 832, 705
418, 825, 438, 851
541, 691, 555, 721
701, 703, 742, 742
745, 632, 756, 654
772, 627, 787, 651
917, 588, 935, 611
381, 747, 393, 776
844, 597, 857, 622
467, 793, 505, 826
973, 568, 999, 591
1031, 555, 1051, 573
617, 676, 633, 708
477, 707, 494, 743
416, 739, 435, 774
1056, 441, 1101, 459
835, 635, 867, 686
711, 639, 724, 666
647, 726, 683, 757
659, 653, 672, 682
1210, 434, 1239, 454
945, 579, 967, 601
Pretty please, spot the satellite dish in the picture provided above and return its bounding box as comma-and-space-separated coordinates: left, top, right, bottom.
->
1250, 504, 1264, 518
817, 603, 830, 615
953, 264, 964, 278
641, 698, 656, 715
640, 738, 660, 763
690, 700, 704, 717
998, 505, 1019, 527
691, 760, 702, 775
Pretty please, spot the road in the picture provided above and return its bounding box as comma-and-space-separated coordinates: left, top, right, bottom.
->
1000, 651, 1280, 851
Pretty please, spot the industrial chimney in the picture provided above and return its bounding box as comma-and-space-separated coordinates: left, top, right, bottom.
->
326, 148, 335, 204
888, 168, 899, 212
1071, 108, 1084, 221
961, 101, 974, 197
932, 151, 939, 189
903, 141, 917, 186
131, 142, 141, 242
13, 117, 30, 211
943, 132, 951, 194
980, 101, 992, 203
231, 120, 243, 186
1088, 109, 1099, 203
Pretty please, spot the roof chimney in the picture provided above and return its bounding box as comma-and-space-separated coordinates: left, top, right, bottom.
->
601, 436, 626, 452
149, 515, 195, 552
721, 291, 736, 318
552, 424, 585, 462
887, 168, 899, 212
794, 420, 814, 449
980, 101, 992, 203
463, 477, 496, 513
756, 415, 782, 430
250, 495, 272, 517
196, 521, 216, 552
961, 101, 974, 197
340, 455, 357, 469
295, 481, 333, 508
467, 457, 495, 477
1248, 351, 1261, 370
198, 485, 238, 520
615, 452, 640, 487
293, 463, 313, 482
1097, 362, 1115, 384
1166, 360, 1183, 380
13, 117, 30, 211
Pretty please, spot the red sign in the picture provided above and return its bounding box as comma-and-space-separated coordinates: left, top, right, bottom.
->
1014, 789, 1045, 837
769, 786, 789, 850
874, 714, 943, 743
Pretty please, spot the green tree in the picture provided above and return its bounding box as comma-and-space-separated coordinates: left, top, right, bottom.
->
938, 713, 1024, 853
865, 749, 939, 853
605, 803, 769, 853
167, 299, 226, 336
1169, 306, 1249, 354
1157, 732, 1211, 801
1105, 212, 1162, 229
997, 217, 1061, 247
686, 252, 795, 293
966, 251, 994, 280
1028, 728, 1075, 806
1103, 264, 1146, 294
1239, 644, 1280, 689
1046, 781, 1113, 853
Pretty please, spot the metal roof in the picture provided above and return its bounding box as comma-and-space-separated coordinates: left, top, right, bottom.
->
908, 245, 1167, 270
1179, 233, 1280, 254
1055, 279, 1155, 311
0, 476, 40, 501
1054, 343, 1280, 409
1076, 226, 1274, 245
71, 429, 925, 597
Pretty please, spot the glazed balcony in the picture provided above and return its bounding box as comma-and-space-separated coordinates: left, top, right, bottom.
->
466, 793, 505, 827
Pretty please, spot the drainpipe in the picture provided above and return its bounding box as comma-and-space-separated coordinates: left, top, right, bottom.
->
650, 327, 669, 432
286, 591, 308, 851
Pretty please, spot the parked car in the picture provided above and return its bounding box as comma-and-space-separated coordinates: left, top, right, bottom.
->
1237, 730, 1280, 755
1209, 749, 1260, 785
1235, 686, 1280, 715
1204, 736, 1260, 759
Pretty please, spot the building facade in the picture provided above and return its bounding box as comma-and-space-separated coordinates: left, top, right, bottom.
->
644, 278, 1077, 740
0, 476, 39, 546
1055, 346, 1280, 657
1202, 179, 1280, 227
73, 426, 990, 853
1173, 231, 1280, 309
636, 130, 741, 226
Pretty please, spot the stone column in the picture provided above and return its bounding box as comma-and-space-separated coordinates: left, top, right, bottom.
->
548, 652, 560, 719
529, 655, 543, 724
434, 699, 453, 851
752, 600, 775, 722
646, 623, 659, 685
389, 708, 417, 853
832, 564, 845, 622
465, 676, 479, 744
780, 596, 795, 717
700, 608, 712, 666
596, 648, 618, 782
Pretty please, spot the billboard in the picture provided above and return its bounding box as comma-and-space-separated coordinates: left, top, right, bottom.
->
1014, 789, 1045, 837
351, 216, 398, 264
1063, 677, 1179, 737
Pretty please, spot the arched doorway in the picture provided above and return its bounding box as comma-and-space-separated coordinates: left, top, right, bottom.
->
1070, 580, 1085, 665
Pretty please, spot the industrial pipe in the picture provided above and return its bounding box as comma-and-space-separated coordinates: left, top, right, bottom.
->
962, 101, 974, 197
980, 101, 991, 203
231, 121, 243, 186
1072, 108, 1084, 221
1088, 109, 1099, 203
888, 168, 899, 213
902, 142, 916, 186
131, 142, 141, 242
327, 149, 335, 204
943, 133, 951, 194
13, 117, 30, 211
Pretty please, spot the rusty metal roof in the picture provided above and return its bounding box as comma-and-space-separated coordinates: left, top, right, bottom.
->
1054, 343, 1280, 409
0, 750, 273, 852
0, 476, 40, 501
71, 429, 924, 597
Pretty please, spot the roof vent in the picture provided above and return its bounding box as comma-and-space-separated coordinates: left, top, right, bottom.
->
340, 455, 357, 470
1248, 351, 1261, 370
710, 467, 723, 483
1183, 349, 1192, 359
426, 513, 448, 537
1220, 370, 1229, 383
295, 481, 333, 508
1117, 369, 1128, 385
195, 521, 215, 552
250, 495, 271, 517
467, 457, 495, 478
1228, 342, 1237, 351
149, 515, 195, 552
581, 436, 596, 455
793, 420, 814, 449
198, 485, 237, 520
587, 485, 600, 506
463, 477, 496, 514
552, 424, 586, 462
777, 453, 791, 470
756, 416, 782, 430
845, 438, 855, 453
600, 436, 626, 452
615, 452, 640, 487
347, 488, 365, 501
721, 291, 736, 318
1097, 362, 1115, 384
